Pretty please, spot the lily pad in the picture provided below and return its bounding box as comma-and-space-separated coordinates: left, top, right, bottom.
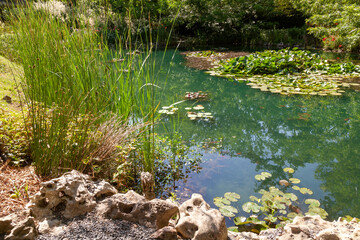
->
193, 105, 205, 110
289, 178, 301, 184
283, 167, 294, 174
255, 171, 272, 181
299, 187, 313, 195
305, 199, 321, 207
224, 192, 241, 202
242, 202, 260, 213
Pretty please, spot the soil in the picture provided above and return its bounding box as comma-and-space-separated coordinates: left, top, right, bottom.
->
181, 51, 249, 70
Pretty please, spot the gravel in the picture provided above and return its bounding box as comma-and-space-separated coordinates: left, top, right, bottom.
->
36, 214, 156, 240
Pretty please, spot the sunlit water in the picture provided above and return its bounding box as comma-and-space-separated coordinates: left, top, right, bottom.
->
149, 50, 360, 225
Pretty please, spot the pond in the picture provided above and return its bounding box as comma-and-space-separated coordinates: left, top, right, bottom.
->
151, 50, 360, 224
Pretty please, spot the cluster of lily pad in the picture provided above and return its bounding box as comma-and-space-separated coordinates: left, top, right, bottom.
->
204, 48, 360, 96
214, 167, 328, 233
185, 105, 213, 121
158, 105, 179, 115
184, 91, 209, 100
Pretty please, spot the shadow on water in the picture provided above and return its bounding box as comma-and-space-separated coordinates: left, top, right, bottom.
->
147, 50, 360, 224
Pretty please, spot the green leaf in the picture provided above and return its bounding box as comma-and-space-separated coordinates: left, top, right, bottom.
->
255, 171, 272, 181
283, 167, 294, 174
234, 217, 251, 225
287, 212, 299, 219
214, 197, 231, 207
300, 187, 313, 195
292, 186, 300, 191
242, 202, 260, 213
224, 192, 240, 202
284, 193, 298, 201
306, 207, 328, 219
305, 199, 320, 207
249, 195, 259, 202
220, 207, 235, 217
227, 226, 239, 232
221, 205, 238, 214
289, 178, 301, 184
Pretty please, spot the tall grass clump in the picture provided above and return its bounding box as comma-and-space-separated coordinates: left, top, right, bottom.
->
9, 1, 160, 177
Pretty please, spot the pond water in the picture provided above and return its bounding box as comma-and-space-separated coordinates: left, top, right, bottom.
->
151, 50, 360, 224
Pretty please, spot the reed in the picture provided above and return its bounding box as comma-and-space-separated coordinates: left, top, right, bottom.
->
9, 1, 161, 177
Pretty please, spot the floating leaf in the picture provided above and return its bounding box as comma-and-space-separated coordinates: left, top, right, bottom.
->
193, 105, 204, 110
287, 212, 299, 219
289, 178, 301, 184
249, 195, 259, 202
221, 205, 238, 214
224, 192, 240, 202
283, 167, 294, 174
299, 187, 313, 195
306, 207, 328, 219
305, 199, 320, 207
213, 197, 226, 208
242, 202, 260, 213
255, 172, 272, 181
214, 197, 231, 205
279, 180, 290, 187
220, 207, 235, 217
292, 186, 300, 191
284, 193, 298, 201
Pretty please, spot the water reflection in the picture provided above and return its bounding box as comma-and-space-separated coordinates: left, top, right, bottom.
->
154, 50, 360, 221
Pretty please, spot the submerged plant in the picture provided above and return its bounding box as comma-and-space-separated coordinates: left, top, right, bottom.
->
214, 167, 328, 234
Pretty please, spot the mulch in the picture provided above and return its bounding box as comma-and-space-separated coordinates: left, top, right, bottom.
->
0, 164, 42, 217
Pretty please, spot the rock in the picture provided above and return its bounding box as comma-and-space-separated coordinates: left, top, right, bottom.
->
96, 190, 178, 229
37, 218, 65, 235
0, 210, 31, 236
227, 230, 260, 240
27, 170, 117, 221
5, 217, 37, 240
259, 215, 360, 240
150, 226, 178, 240
0, 215, 13, 235
141, 171, 155, 200
175, 193, 227, 240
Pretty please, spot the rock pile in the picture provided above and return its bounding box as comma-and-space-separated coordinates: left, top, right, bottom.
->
1, 170, 360, 240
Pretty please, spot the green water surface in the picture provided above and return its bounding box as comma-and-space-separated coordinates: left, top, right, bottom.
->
153, 50, 360, 222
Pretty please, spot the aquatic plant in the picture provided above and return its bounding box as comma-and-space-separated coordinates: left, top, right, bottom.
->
206, 48, 360, 96
184, 91, 209, 100
9, 2, 161, 176
214, 167, 328, 234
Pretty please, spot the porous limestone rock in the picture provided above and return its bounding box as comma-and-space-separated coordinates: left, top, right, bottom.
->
227, 230, 260, 240
27, 170, 118, 221
175, 193, 227, 240
96, 190, 178, 229
4, 217, 37, 240
0, 215, 13, 235
150, 226, 178, 240
0, 210, 31, 236
258, 215, 360, 240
